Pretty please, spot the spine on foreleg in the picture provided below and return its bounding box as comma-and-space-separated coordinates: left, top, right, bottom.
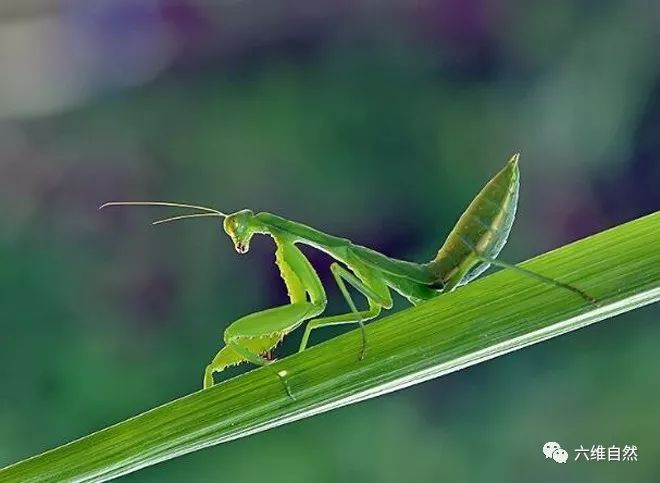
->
428, 155, 520, 290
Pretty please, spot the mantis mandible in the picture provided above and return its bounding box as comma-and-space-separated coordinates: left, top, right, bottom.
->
101, 154, 596, 392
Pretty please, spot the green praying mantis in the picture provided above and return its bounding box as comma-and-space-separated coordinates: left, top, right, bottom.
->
101, 154, 596, 393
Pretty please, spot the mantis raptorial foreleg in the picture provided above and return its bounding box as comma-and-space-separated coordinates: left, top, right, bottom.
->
203, 237, 326, 391
203, 302, 318, 389
299, 262, 393, 359
204, 339, 277, 388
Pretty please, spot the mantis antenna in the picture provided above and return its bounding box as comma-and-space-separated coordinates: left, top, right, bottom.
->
151, 213, 224, 225
99, 201, 228, 225
99, 201, 227, 216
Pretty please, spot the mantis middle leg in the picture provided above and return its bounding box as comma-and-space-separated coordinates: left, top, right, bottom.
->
204, 237, 327, 389
298, 262, 393, 359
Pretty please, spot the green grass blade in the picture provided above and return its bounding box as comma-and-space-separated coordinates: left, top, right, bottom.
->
2, 212, 659, 482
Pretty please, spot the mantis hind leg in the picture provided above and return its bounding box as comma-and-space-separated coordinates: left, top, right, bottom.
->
299, 262, 392, 359
476, 254, 598, 305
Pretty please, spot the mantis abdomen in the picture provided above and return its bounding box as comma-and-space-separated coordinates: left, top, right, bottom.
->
429, 154, 520, 290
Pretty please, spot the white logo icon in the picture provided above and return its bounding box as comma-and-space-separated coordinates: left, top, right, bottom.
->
543, 442, 567, 463
552, 448, 569, 463
543, 442, 561, 459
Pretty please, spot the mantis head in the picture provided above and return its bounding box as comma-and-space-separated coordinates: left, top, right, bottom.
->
223, 209, 256, 254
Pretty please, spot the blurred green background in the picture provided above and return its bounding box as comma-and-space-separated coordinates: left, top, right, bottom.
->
0, 1, 658, 482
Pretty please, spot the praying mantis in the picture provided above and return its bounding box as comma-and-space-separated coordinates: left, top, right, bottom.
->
101, 154, 596, 392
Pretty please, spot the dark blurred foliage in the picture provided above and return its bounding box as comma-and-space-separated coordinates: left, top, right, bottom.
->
0, 1, 658, 481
